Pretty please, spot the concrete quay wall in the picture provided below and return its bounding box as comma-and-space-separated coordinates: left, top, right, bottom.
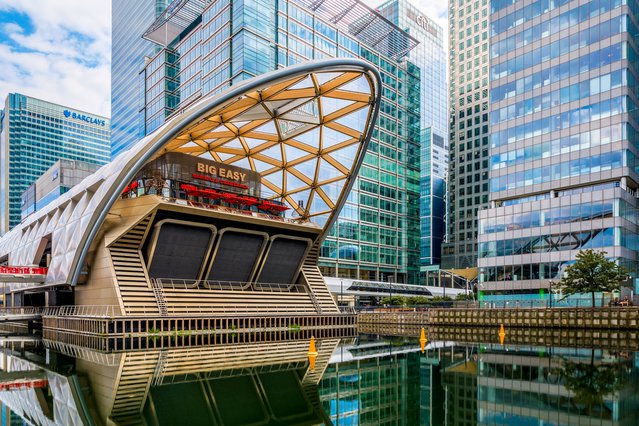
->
358, 307, 639, 329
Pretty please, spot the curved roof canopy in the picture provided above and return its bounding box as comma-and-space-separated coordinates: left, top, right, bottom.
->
0, 59, 381, 286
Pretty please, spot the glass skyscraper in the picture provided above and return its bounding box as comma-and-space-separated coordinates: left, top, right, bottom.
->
111, 0, 169, 157
377, 0, 449, 275
0, 94, 110, 234
478, 0, 639, 301
112, 0, 447, 284
443, 0, 491, 270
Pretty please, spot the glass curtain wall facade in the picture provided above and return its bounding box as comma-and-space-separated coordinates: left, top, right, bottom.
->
0, 94, 110, 234
137, 0, 423, 283
111, 0, 169, 158
478, 0, 639, 302
443, 0, 491, 269
377, 0, 449, 275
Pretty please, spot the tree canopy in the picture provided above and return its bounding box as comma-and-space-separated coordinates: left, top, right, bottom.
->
557, 249, 627, 306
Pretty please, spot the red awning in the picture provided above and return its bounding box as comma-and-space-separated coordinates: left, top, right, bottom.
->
201, 188, 223, 199
258, 201, 289, 212
236, 196, 258, 206
222, 193, 239, 203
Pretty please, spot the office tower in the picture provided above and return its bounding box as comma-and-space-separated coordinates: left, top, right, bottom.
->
111, 0, 169, 157
21, 160, 101, 220
111, 0, 447, 284
443, 0, 491, 269
0, 94, 110, 234
478, 0, 639, 302
376, 0, 449, 277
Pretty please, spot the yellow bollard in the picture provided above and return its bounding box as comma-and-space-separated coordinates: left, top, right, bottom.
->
419, 327, 428, 353
498, 323, 505, 345
308, 336, 318, 371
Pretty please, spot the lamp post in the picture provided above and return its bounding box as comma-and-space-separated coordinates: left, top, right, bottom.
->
548, 280, 554, 308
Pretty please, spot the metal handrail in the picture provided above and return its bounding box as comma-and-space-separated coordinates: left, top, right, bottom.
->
158, 196, 313, 225
0, 307, 43, 315
41, 305, 120, 317
155, 278, 306, 293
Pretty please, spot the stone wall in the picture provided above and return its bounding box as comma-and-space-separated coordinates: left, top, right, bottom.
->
358, 307, 639, 329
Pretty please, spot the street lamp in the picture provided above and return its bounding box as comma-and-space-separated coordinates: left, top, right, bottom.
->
548, 280, 554, 308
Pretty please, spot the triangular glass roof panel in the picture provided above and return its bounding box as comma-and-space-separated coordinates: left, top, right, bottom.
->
317, 158, 343, 182
287, 75, 315, 90
253, 120, 278, 135
231, 104, 271, 122
263, 170, 283, 191
318, 178, 347, 201
216, 152, 235, 162
284, 143, 311, 163
243, 137, 268, 150
259, 144, 283, 163
181, 141, 200, 148
277, 119, 310, 139
310, 213, 329, 227
252, 158, 274, 173
329, 144, 359, 167
293, 157, 319, 180
289, 188, 312, 212
293, 127, 320, 147
339, 75, 370, 94
285, 171, 308, 193
314, 72, 344, 86
310, 193, 330, 215
321, 97, 355, 117
232, 156, 251, 170
222, 138, 245, 152
322, 126, 352, 148
279, 99, 319, 124
334, 106, 369, 134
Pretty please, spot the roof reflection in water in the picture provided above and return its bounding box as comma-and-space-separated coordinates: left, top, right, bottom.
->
0, 336, 342, 425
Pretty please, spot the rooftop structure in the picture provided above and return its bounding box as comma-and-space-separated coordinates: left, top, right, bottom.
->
0, 59, 379, 333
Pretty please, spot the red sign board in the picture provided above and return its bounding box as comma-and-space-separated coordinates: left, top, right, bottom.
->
0, 266, 48, 275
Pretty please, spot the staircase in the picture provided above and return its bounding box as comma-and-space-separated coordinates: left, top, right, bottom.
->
150, 279, 168, 316
300, 244, 339, 314
109, 352, 158, 425
109, 214, 159, 316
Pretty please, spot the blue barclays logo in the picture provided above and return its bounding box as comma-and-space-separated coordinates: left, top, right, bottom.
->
62, 109, 106, 127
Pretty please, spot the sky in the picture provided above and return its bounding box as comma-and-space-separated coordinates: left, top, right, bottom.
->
0, 0, 447, 119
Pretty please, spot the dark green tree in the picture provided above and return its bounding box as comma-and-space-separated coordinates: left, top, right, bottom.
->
557, 249, 627, 307
558, 350, 627, 416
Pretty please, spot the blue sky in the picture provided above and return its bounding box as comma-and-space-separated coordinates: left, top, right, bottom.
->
0, 0, 111, 116
0, 0, 446, 119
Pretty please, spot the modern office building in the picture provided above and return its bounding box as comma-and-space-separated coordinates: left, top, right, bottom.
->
0, 94, 110, 235
443, 0, 491, 270
110, 0, 450, 284
111, 0, 170, 157
21, 160, 101, 221
377, 0, 449, 275
478, 0, 639, 302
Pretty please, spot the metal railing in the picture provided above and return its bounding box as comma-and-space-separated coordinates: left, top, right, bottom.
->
41, 305, 120, 317
155, 278, 306, 293
0, 307, 43, 316
159, 196, 315, 226
354, 298, 639, 311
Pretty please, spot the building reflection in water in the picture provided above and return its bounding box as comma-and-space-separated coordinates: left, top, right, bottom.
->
0, 336, 638, 425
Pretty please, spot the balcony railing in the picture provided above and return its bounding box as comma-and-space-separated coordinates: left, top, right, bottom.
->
154, 278, 306, 293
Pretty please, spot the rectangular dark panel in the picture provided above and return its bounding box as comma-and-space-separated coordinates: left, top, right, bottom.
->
147, 222, 213, 281
256, 237, 310, 284
207, 230, 266, 283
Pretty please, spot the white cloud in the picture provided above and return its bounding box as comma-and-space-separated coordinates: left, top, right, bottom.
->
0, 0, 111, 117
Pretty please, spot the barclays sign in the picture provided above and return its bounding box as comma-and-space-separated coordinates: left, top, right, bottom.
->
63, 109, 106, 127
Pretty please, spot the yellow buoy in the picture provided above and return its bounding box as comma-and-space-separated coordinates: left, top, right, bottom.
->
308, 336, 318, 371
419, 327, 428, 353
498, 323, 506, 345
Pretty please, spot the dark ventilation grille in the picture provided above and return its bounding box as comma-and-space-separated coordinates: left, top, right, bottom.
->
207, 230, 267, 283
147, 222, 214, 280
256, 237, 310, 284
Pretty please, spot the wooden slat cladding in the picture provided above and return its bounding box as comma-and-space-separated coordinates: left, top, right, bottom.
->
109, 214, 159, 315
